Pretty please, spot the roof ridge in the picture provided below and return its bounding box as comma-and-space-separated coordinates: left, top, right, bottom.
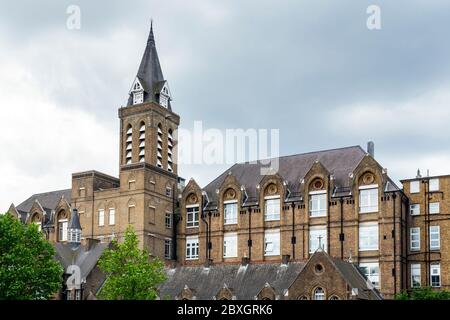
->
31, 188, 71, 197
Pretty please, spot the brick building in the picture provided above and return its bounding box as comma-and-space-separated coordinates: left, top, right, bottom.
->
7, 25, 449, 300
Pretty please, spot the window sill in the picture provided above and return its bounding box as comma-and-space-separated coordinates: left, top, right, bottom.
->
224, 222, 238, 226
359, 211, 379, 214
264, 253, 280, 257
309, 214, 327, 218
185, 258, 199, 261
358, 248, 379, 252
264, 218, 280, 222
186, 225, 199, 229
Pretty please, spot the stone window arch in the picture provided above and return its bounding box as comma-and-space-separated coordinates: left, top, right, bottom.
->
313, 287, 326, 300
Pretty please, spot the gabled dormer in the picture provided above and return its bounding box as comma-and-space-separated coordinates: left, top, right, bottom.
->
155, 80, 172, 109
130, 77, 145, 105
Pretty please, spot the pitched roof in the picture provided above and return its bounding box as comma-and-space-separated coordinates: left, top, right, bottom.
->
16, 189, 71, 214
127, 23, 168, 108
159, 262, 305, 300
68, 208, 82, 230
202, 146, 368, 205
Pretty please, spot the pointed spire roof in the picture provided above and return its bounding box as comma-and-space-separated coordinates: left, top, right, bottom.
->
68, 208, 82, 230
128, 22, 168, 108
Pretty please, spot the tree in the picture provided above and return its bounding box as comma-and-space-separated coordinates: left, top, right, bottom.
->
97, 226, 167, 300
395, 287, 450, 300
0, 213, 63, 300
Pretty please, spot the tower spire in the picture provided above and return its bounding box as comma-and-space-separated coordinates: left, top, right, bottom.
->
127, 21, 171, 109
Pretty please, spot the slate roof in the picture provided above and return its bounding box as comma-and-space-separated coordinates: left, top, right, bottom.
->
127, 23, 170, 109
68, 208, 82, 230
202, 145, 400, 209
159, 262, 305, 300
16, 189, 71, 214
54, 242, 110, 281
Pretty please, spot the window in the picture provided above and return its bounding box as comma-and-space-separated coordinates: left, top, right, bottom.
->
78, 187, 86, 197
410, 227, 420, 251
186, 236, 199, 260
166, 186, 172, 197
165, 212, 173, 229
157, 124, 163, 168
160, 94, 168, 108
167, 129, 174, 172
410, 181, 420, 193
313, 287, 325, 300
430, 226, 440, 250
128, 205, 136, 224
186, 206, 199, 228
109, 208, 115, 225
125, 125, 133, 164
98, 209, 105, 226
429, 202, 440, 214
410, 204, 420, 216
223, 233, 238, 258
309, 192, 327, 217
264, 229, 280, 256
224, 201, 238, 225
164, 239, 172, 259
359, 222, 379, 251
133, 91, 143, 105
264, 197, 280, 221
309, 226, 327, 253
138, 122, 145, 163
359, 262, 380, 288
58, 219, 68, 241
359, 185, 378, 213
35, 222, 42, 232
430, 264, 441, 287
429, 178, 439, 192
411, 264, 421, 288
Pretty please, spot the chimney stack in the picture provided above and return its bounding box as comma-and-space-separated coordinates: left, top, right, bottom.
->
367, 141, 375, 158
416, 169, 422, 179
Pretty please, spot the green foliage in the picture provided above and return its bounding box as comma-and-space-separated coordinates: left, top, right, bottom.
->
395, 287, 450, 300
97, 226, 167, 300
0, 213, 63, 300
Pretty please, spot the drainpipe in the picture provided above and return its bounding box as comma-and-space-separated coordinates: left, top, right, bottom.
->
327, 177, 331, 254
340, 198, 344, 260
248, 207, 252, 261
392, 192, 397, 296
422, 179, 429, 286
200, 192, 209, 262
291, 202, 295, 260
172, 183, 177, 260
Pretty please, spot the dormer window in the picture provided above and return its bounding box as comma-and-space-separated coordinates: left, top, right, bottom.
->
130, 78, 144, 105
159, 94, 168, 108
159, 82, 171, 108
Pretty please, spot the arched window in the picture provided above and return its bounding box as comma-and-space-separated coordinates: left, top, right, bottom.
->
57, 210, 68, 242
125, 124, 133, 164
138, 122, 146, 163
156, 124, 163, 168
298, 296, 309, 300
313, 287, 325, 300
329, 295, 340, 300
167, 129, 173, 172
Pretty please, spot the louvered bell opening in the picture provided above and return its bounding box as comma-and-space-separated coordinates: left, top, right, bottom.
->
127, 128, 132, 134
126, 135, 132, 142
140, 125, 145, 132
139, 133, 145, 139
126, 143, 132, 151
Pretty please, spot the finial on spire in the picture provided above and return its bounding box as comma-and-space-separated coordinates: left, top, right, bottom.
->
148, 19, 155, 45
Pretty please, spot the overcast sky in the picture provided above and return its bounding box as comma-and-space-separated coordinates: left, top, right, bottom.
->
1, 0, 450, 211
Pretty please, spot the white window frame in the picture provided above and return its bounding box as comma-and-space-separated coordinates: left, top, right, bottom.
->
223, 232, 238, 258
58, 219, 68, 242
429, 178, 439, 192
429, 202, 440, 214
410, 181, 420, 194
429, 226, 440, 250
309, 191, 327, 217
411, 264, 421, 288
410, 227, 420, 251
410, 204, 420, 216
165, 212, 173, 229
164, 239, 172, 259
309, 226, 327, 253
264, 196, 280, 221
359, 261, 380, 288
224, 200, 238, 225
185, 236, 199, 260
313, 287, 325, 300
359, 185, 379, 213
186, 205, 199, 228
264, 229, 280, 256
98, 209, 105, 227
133, 91, 143, 105
430, 263, 441, 287
109, 208, 115, 225
359, 222, 379, 251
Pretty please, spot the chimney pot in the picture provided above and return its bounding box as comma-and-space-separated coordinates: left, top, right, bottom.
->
367, 141, 375, 158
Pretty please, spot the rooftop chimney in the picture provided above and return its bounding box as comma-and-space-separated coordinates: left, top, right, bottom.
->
416, 169, 422, 179
367, 141, 375, 158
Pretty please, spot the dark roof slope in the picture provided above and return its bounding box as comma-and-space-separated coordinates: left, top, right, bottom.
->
16, 189, 71, 213
159, 262, 305, 300
203, 146, 367, 202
